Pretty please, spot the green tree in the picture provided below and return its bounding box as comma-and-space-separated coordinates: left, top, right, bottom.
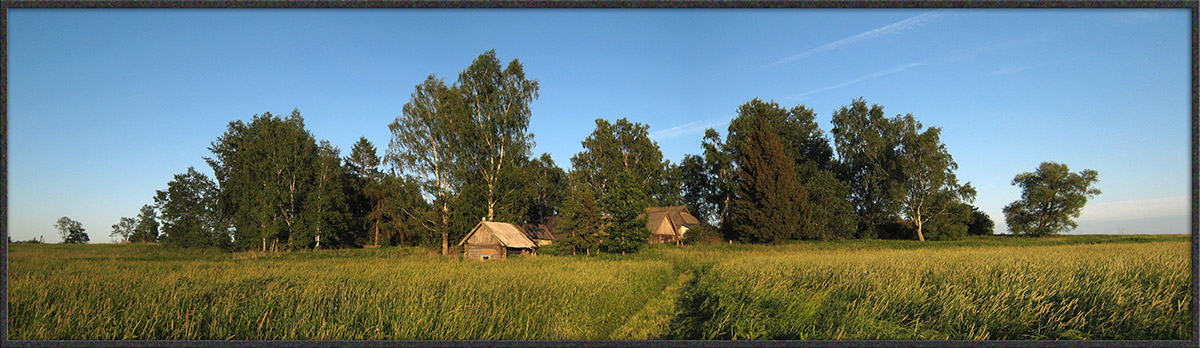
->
345, 136, 382, 246
130, 204, 160, 243
373, 173, 430, 246
699, 129, 737, 227
892, 114, 977, 242
726, 99, 855, 241
207, 109, 319, 251
387, 75, 461, 254
571, 118, 674, 212
601, 169, 651, 254
727, 110, 809, 243
455, 49, 539, 222
55, 217, 89, 244
155, 167, 228, 249
678, 154, 712, 222
966, 206, 995, 236
554, 173, 605, 255
1003, 162, 1101, 237
110, 217, 137, 243
522, 153, 568, 225
297, 141, 352, 249
831, 98, 903, 238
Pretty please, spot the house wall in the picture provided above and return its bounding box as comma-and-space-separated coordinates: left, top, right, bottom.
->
649, 218, 676, 244
465, 244, 505, 261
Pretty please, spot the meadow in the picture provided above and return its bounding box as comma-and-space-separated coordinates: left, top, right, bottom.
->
7, 234, 1193, 340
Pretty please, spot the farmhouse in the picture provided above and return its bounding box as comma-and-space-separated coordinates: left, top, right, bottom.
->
639, 206, 701, 244
523, 218, 557, 246
459, 221, 538, 260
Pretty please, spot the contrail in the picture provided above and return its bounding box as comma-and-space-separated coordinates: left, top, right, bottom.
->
767, 11, 945, 68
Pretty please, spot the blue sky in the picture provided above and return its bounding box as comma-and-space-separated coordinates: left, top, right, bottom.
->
8, 9, 1192, 243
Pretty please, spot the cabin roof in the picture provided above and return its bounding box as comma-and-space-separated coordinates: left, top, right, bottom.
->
639, 206, 702, 236
458, 221, 538, 249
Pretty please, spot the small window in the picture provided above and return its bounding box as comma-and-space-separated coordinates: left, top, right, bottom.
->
482, 256, 490, 260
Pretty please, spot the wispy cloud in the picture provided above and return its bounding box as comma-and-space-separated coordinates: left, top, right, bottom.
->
650, 119, 726, 140
1077, 195, 1189, 222
1116, 10, 1165, 24
788, 61, 925, 100
990, 53, 1093, 76
767, 11, 946, 68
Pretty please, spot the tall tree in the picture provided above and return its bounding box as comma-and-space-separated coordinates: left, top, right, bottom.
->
678, 154, 712, 222
555, 173, 605, 255
55, 217, 89, 244
700, 129, 736, 227
345, 136, 382, 246
892, 114, 977, 242
130, 204, 160, 243
600, 169, 651, 254
455, 49, 539, 222
726, 99, 854, 240
388, 75, 461, 255
831, 98, 903, 238
727, 110, 809, 243
155, 167, 227, 249
207, 109, 319, 251
1003, 162, 1101, 237
110, 217, 137, 243
570, 118, 673, 212
522, 153, 568, 225
298, 140, 352, 249
966, 206, 995, 236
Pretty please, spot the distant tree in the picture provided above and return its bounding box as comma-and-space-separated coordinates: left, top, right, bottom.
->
155, 167, 228, 249
699, 129, 736, 228
571, 118, 674, 211
1003, 162, 1101, 237
601, 170, 651, 254
891, 114, 976, 242
346, 136, 382, 246
727, 110, 808, 243
920, 202, 973, 241
130, 204, 160, 243
55, 216, 89, 244
966, 206, 995, 236
521, 153, 568, 225
110, 217, 137, 243
373, 173, 430, 246
388, 75, 461, 254
725, 99, 854, 241
555, 174, 605, 255
207, 109, 320, 251
455, 49, 539, 222
299, 141, 353, 249
831, 98, 903, 238
678, 154, 712, 222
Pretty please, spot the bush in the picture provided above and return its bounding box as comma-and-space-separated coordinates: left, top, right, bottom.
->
683, 224, 724, 245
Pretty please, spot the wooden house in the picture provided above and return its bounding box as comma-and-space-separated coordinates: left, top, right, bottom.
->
523, 218, 558, 246
639, 206, 702, 244
458, 221, 538, 260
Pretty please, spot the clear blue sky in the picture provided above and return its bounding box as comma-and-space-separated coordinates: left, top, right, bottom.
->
8, 9, 1192, 243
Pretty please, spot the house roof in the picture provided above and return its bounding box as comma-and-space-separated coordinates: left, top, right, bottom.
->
639, 206, 702, 236
458, 221, 538, 249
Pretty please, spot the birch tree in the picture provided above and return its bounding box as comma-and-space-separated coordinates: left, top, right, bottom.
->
388, 75, 461, 255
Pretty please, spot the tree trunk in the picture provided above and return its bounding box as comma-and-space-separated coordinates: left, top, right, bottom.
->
262, 237, 266, 252
915, 221, 925, 242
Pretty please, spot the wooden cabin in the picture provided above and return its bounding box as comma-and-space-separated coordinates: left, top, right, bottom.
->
523, 217, 558, 246
639, 206, 702, 244
458, 221, 538, 260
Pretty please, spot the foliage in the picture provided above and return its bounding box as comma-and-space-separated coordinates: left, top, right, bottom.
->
110, 217, 137, 243
207, 109, 349, 251
966, 206, 995, 236
681, 224, 724, 245
345, 136, 382, 246
891, 113, 976, 241
454, 49, 539, 223
387, 75, 460, 254
727, 109, 808, 243
130, 204, 160, 243
154, 167, 228, 249
830, 98, 902, 238
520, 153, 568, 225
55, 216, 89, 244
600, 170, 651, 254
570, 118, 674, 210
554, 174, 605, 255
1003, 162, 1101, 237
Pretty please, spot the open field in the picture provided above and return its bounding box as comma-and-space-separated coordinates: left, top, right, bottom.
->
7, 235, 1193, 340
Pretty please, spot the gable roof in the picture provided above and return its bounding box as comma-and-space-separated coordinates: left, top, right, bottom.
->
458, 221, 538, 249
639, 206, 702, 236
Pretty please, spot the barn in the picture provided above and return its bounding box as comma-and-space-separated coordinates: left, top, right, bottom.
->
523, 217, 558, 246
639, 206, 702, 244
458, 221, 538, 260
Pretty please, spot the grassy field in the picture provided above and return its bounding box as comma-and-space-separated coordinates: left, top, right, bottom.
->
7, 234, 1193, 340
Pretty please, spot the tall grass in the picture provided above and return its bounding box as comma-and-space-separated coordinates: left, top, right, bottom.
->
9, 245, 676, 340
668, 240, 1192, 340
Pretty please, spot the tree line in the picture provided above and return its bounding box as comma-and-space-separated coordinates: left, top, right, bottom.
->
87, 50, 1100, 252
